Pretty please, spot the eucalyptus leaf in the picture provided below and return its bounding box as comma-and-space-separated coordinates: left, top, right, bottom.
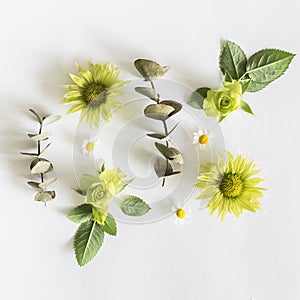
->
147, 133, 166, 140
20, 152, 38, 157
241, 101, 255, 115
219, 41, 247, 80
120, 196, 151, 216
103, 214, 117, 236
30, 132, 52, 141
29, 109, 42, 124
246, 49, 295, 91
134, 59, 169, 80
155, 142, 177, 160
135, 87, 157, 101
68, 204, 93, 223
30, 158, 53, 174
34, 191, 53, 202
74, 221, 104, 267
187, 87, 210, 109
39, 177, 57, 189
42, 115, 61, 125
144, 104, 175, 121
154, 157, 173, 178
38, 143, 51, 157
169, 148, 184, 165
160, 100, 182, 117
47, 190, 56, 199
164, 170, 181, 177
27, 181, 41, 188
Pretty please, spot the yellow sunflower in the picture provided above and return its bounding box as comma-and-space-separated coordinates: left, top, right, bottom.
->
61, 61, 129, 127
196, 152, 265, 220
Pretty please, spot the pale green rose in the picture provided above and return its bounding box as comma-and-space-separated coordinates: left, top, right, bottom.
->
99, 168, 126, 194
203, 80, 242, 121
85, 182, 113, 224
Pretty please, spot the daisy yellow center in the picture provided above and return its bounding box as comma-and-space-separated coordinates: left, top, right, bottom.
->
86, 141, 94, 152
198, 134, 208, 144
83, 82, 106, 104
219, 173, 243, 198
176, 208, 186, 219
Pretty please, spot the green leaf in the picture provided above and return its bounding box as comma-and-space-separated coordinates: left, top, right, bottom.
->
73, 188, 86, 196
241, 101, 255, 115
103, 214, 117, 236
30, 158, 53, 174
29, 109, 42, 124
160, 100, 182, 117
240, 78, 252, 94
68, 204, 93, 223
187, 88, 210, 109
144, 104, 175, 121
155, 142, 177, 160
73, 221, 104, 267
34, 191, 53, 202
134, 59, 169, 80
169, 148, 184, 165
39, 177, 57, 189
30, 132, 52, 141
115, 179, 134, 194
92, 207, 106, 225
246, 49, 295, 91
120, 196, 151, 216
135, 87, 157, 101
147, 133, 166, 140
219, 41, 247, 80
42, 115, 61, 125
27, 181, 41, 188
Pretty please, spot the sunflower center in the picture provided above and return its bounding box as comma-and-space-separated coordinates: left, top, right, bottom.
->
86, 141, 94, 152
219, 173, 243, 198
198, 134, 208, 144
83, 82, 106, 104
176, 208, 186, 219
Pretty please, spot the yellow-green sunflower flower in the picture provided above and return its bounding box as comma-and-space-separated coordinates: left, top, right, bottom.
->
196, 152, 265, 220
61, 61, 129, 127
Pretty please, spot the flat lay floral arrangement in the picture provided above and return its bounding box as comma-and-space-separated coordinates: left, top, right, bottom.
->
21, 40, 295, 266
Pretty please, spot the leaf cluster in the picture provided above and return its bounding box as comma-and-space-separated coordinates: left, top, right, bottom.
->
21, 109, 61, 204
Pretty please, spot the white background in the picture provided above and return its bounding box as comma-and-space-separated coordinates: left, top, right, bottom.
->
1, 0, 300, 299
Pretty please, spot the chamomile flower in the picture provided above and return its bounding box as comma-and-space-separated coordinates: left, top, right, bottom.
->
193, 128, 210, 150
196, 152, 265, 221
171, 203, 191, 225
61, 61, 129, 128
82, 138, 98, 156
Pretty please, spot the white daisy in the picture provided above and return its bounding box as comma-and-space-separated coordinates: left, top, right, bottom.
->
171, 203, 191, 225
193, 128, 210, 150
82, 138, 98, 156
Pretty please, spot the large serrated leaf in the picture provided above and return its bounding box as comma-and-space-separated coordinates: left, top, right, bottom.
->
135, 87, 157, 100
246, 49, 295, 87
155, 142, 177, 159
68, 204, 93, 223
103, 214, 117, 236
160, 100, 182, 117
120, 196, 151, 216
246, 81, 270, 93
134, 59, 169, 80
144, 104, 175, 121
187, 87, 210, 109
74, 221, 104, 267
30, 158, 53, 174
42, 115, 61, 125
220, 41, 247, 80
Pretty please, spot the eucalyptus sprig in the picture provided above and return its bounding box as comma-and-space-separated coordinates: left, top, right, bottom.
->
69, 165, 150, 266
21, 109, 61, 204
188, 40, 295, 121
134, 59, 183, 186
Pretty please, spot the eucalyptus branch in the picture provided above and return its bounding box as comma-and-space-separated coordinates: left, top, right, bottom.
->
21, 109, 61, 204
134, 59, 183, 187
